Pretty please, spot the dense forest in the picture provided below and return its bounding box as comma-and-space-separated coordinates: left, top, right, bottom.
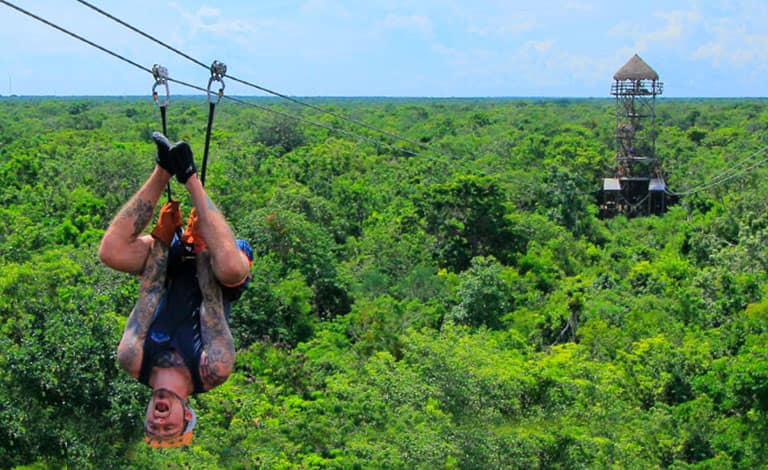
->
0, 96, 767, 468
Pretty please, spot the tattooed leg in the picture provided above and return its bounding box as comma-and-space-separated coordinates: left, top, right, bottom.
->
117, 240, 169, 378
99, 166, 172, 274
196, 249, 235, 391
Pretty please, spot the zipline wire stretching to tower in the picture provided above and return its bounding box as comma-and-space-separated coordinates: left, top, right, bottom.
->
73, 0, 441, 156
9, 0, 768, 200
665, 145, 768, 197
0, 0, 443, 162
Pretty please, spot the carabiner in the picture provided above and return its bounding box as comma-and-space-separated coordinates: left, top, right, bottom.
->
152, 64, 170, 107
207, 60, 227, 105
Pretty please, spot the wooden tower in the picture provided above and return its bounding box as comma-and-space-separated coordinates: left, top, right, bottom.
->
600, 54, 669, 217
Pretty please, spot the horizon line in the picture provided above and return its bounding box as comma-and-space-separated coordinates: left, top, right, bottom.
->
1, 94, 765, 100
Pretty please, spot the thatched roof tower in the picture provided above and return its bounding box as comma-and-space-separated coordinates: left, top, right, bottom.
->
601, 54, 669, 218
613, 54, 659, 81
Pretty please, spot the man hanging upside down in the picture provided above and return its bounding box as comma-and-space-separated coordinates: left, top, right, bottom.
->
99, 133, 252, 448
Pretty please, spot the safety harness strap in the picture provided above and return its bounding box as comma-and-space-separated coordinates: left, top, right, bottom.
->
201, 60, 226, 187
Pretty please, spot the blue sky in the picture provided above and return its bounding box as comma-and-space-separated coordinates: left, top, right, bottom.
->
1, 0, 766, 97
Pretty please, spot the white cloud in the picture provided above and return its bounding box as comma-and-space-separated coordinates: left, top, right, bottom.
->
522, 39, 555, 54
467, 17, 536, 38
649, 10, 700, 42
380, 14, 434, 38
693, 17, 768, 69
197, 6, 221, 20
636, 9, 702, 53
169, 3, 258, 35
563, 1, 595, 13
556, 52, 616, 85
692, 42, 725, 65
300, 0, 352, 19
608, 8, 702, 54
432, 43, 493, 68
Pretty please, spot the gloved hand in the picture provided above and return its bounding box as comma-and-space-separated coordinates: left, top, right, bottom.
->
180, 207, 206, 253
152, 132, 173, 174
150, 200, 182, 246
170, 141, 197, 184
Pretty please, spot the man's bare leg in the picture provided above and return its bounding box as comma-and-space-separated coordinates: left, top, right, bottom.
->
196, 249, 235, 391
185, 174, 250, 286
117, 239, 169, 377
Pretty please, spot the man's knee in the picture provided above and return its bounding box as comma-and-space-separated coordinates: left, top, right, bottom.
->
215, 252, 250, 286
215, 242, 252, 287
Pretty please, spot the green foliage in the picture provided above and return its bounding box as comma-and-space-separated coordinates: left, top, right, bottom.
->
0, 248, 142, 467
1, 97, 768, 467
418, 175, 519, 271
254, 113, 306, 153
448, 256, 517, 330
242, 207, 351, 321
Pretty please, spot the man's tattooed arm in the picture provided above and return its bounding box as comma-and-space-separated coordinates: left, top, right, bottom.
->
196, 249, 235, 391
122, 198, 155, 237
112, 197, 155, 238
117, 240, 168, 377
204, 194, 221, 213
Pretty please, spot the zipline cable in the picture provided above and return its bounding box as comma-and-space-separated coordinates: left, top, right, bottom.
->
666, 154, 768, 197
156, 73, 416, 151
666, 145, 768, 197
0, 0, 153, 75
0, 0, 430, 159
2, 0, 561, 191
15, 0, 766, 202
164, 76, 428, 156
73, 0, 446, 156
73, 0, 209, 68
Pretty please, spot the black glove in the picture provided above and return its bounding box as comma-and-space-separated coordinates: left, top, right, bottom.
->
152, 132, 173, 173
171, 141, 197, 184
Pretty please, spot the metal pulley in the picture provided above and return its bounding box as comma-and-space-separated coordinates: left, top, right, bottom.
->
207, 60, 226, 104
151, 64, 170, 107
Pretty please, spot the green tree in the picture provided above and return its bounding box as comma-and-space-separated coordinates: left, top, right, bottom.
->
254, 113, 306, 153
418, 175, 518, 272
448, 256, 516, 330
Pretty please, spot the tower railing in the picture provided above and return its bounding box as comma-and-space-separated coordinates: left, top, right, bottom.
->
611, 80, 663, 96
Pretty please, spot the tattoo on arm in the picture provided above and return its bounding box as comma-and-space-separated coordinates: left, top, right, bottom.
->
118, 241, 168, 376
196, 250, 234, 390
117, 198, 155, 237
200, 345, 231, 388
205, 195, 221, 213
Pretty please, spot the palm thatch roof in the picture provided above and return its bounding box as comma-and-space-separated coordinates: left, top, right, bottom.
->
613, 54, 659, 81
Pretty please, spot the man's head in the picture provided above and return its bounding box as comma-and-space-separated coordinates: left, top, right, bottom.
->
144, 388, 196, 448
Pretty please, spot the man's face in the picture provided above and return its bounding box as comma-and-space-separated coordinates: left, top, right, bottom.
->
144, 388, 189, 438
